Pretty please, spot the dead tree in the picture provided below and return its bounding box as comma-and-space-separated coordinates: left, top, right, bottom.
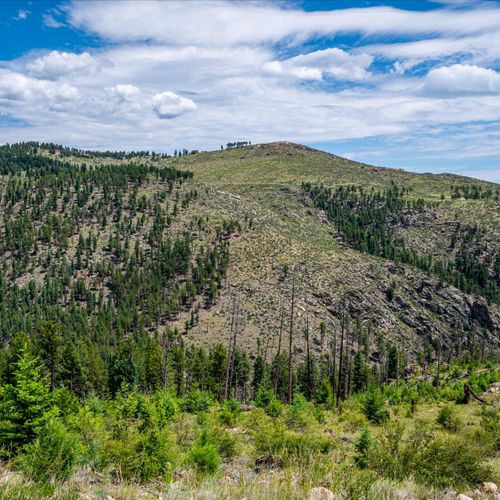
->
305, 312, 312, 400
336, 298, 347, 407
273, 302, 285, 396
330, 326, 337, 397
224, 295, 240, 399
287, 273, 296, 404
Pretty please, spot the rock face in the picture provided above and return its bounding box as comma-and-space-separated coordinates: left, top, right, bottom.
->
309, 486, 338, 500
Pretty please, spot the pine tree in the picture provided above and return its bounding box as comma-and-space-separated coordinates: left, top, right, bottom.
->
0, 347, 55, 450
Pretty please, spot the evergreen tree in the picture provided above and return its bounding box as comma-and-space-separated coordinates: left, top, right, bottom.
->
0, 347, 54, 450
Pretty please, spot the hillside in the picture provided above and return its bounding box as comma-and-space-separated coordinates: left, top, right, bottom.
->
1, 141, 499, 371
165, 142, 500, 358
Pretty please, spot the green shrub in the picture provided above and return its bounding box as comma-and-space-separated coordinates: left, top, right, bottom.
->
184, 389, 213, 413
254, 420, 333, 466
255, 386, 275, 408
437, 404, 462, 432
188, 443, 220, 474
102, 423, 179, 481
354, 428, 371, 469
17, 418, 81, 483
266, 398, 283, 418
208, 425, 238, 458
414, 434, 491, 488
0, 349, 56, 452
153, 390, 179, 423
219, 399, 241, 427
362, 387, 388, 424
368, 423, 492, 489
479, 407, 500, 451
315, 378, 334, 408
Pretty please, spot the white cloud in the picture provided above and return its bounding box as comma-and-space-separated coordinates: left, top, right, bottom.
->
43, 13, 66, 29
422, 64, 500, 94
0, 69, 79, 103
14, 9, 30, 21
67, 0, 500, 46
152, 91, 197, 119
106, 84, 140, 102
27, 51, 103, 79
263, 48, 373, 82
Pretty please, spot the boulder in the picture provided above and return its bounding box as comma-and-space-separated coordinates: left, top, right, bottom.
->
309, 486, 338, 500
456, 495, 473, 500
480, 482, 498, 494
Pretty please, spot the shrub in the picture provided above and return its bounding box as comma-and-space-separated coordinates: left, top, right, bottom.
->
266, 398, 283, 418
0, 349, 55, 452
368, 423, 492, 489
354, 428, 371, 469
362, 387, 388, 424
437, 404, 462, 432
255, 386, 275, 408
414, 434, 491, 488
184, 389, 213, 413
16, 418, 81, 483
153, 390, 179, 423
479, 407, 500, 452
189, 443, 220, 474
219, 399, 241, 427
254, 420, 333, 467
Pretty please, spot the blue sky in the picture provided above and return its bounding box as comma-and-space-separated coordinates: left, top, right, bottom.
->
1, 1, 500, 181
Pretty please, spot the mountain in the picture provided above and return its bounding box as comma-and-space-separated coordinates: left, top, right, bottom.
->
1, 140, 498, 372
170, 141, 500, 357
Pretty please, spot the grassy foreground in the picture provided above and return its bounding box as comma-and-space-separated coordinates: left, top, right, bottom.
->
0, 357, 498, 499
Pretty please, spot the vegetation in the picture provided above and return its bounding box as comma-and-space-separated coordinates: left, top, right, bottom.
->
303, 182, 499, 303
0, 141, 498, 497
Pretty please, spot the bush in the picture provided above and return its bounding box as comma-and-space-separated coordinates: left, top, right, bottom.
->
254, 420, 333, 467
368, 423, 492, 489
184, 389, 213, 413
479, 407, 500, 452
153, 390, 179, 423
437, 404, 462, 432
219, 399, 241, 427
414, 434, 491, 488
354, 428, 371, 469
188, 443, 220, 474
362, 387, 388, 424
16, 418, 81, 482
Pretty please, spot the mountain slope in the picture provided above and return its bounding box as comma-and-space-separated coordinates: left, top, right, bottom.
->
157, 142, 499, 359
0, 141, 498, 368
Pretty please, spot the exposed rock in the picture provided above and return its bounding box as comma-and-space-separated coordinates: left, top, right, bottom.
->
456, 494, 473, 500
471, 301, 498, 331
480, 481, 498, 494
486, 382, 500, 394
309, 486, 338, 500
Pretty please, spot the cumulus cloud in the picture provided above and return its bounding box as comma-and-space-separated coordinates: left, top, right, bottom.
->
263, 48, 373, 82
152, 91, 197, 119
106, 84, 140, 102
0, 69, 79, 102
422, 64, 500, 94
27, 51, 103, 79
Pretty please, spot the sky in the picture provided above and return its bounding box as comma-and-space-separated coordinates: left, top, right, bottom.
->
0, 1, 500, 181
